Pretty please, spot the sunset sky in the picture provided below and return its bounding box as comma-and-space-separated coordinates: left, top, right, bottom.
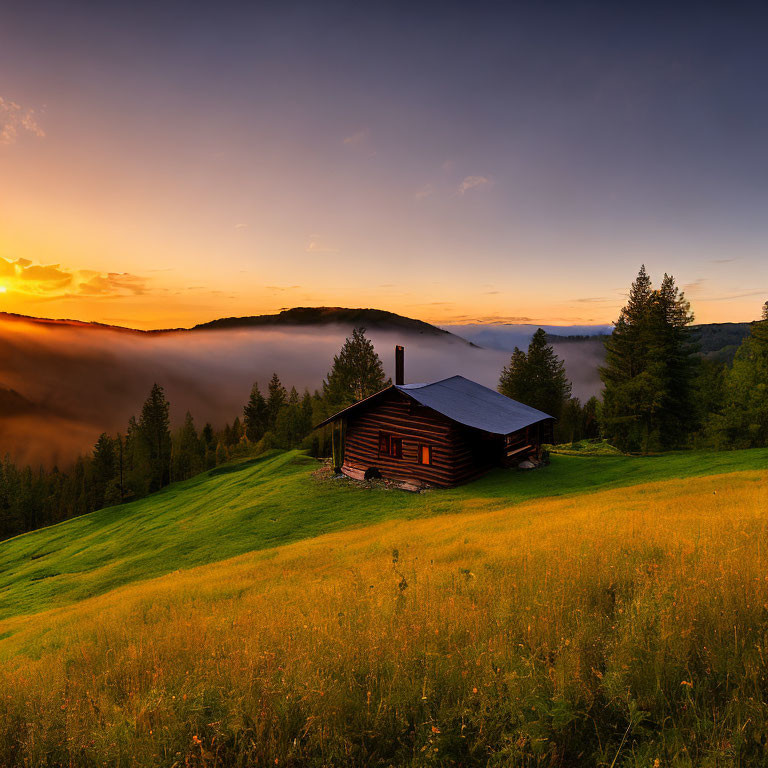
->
1, 2, 767, 329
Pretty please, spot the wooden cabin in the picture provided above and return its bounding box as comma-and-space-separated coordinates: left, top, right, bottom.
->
317, 351, 554, 487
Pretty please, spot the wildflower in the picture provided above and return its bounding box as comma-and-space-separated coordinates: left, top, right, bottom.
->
681, 680, 693, 688
431, 726, 440, 734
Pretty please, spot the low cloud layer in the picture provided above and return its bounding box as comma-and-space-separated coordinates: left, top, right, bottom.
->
0, 317, 605, 467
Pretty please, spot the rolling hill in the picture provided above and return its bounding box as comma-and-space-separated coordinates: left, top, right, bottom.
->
1, 448, 768, 764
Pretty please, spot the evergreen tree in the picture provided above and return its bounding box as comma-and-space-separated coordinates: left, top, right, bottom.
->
172, 411, 204, 481
323, 327, 389, 406
137, 383, 172, 492
763, 300, 768, 321
706, 319, 768, 448
201, 422, 215, 449
231, 417, 244, 446
243, 382, 269, 442
300, 390, 314, 436
600, 266, 696, 452
92, 433, 117, 508
498, 329, 571, 420
267, 373, 287, 429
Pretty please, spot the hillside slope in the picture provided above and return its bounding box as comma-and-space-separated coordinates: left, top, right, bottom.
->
2, 447, 768, 622
1, 461, 766, 766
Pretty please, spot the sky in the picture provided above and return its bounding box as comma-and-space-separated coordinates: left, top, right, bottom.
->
1, 1, 767, 329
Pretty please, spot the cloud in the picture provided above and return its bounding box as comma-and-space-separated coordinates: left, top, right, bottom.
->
682, 279, 706, 294
437, 314, 537, 324
572, 297, 610, 303
305, 238, 338, 254
234, 223, 248, 230
414, 183, 434, 200
0, 256, 147, 299
699, 290, 767, 302
0, 97, 45, 145
78, 273, 147, 296
457, 175, 491, 195
342, 130, 368, 146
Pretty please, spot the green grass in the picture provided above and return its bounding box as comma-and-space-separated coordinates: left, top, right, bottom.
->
1, 446, 766, 622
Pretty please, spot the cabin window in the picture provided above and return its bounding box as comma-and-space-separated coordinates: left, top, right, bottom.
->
378, 433, 403, 459
418, 445, 433, 465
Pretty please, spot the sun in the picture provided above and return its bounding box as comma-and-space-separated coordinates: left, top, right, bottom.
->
0, 285, 6, 293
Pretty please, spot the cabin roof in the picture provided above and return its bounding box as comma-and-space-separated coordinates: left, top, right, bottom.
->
316, 375, 553, 435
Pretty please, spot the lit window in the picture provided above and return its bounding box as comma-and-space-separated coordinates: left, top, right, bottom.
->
418, 445, 432, 465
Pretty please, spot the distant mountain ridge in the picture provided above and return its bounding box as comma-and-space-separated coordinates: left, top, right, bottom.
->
0, 307, 472, 343
193, 307, 471, 342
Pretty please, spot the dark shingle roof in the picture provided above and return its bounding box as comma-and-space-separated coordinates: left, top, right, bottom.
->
316, 375, 552, 435
396, 376, 552, 434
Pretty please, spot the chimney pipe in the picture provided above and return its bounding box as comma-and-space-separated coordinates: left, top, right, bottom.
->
395, 345, 404, 386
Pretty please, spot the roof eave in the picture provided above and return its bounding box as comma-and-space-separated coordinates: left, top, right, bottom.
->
313, 384, 397, 429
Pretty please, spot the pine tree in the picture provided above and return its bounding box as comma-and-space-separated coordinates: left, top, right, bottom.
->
600, 267, 696, 451
323, 327, 389, 406
498, 329, 571, 420
92, 433, 117, 508
231, 417, 244, 446
172, 411, 203, 481
762, 300, 768, 321
267, 373, 287, 429
137, 383, 172, 492
243, 383, 268, 442
300, 390, 314, 437
705, 318, 768, 448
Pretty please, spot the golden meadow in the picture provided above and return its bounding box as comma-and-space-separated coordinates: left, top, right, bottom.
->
2, 470, 768, 766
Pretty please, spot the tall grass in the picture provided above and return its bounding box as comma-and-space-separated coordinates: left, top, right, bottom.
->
1, 470, 767, 766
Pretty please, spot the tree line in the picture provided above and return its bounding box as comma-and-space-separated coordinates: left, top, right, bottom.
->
498, 265, 768, 453
0, 331, 390, 541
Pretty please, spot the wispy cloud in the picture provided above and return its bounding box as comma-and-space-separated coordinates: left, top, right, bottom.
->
305, 237, 339, 254
682, 278, 706, 294
457, 175, 492, 195
342, 129, 368, 146
0, 97, 45, 144
414, 183, 434, 200
699, 290, 766, 302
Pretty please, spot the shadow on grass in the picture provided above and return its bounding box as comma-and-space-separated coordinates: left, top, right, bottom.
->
207, 455, 274, 477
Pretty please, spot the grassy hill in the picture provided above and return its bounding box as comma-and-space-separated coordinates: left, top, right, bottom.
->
2, 448, 768, 622
1, 449, 767, 765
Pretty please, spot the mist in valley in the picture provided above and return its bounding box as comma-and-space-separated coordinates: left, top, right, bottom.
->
0, 317, 605, 467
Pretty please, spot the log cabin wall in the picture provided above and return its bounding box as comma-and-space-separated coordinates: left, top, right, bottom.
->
341, 389, 554, 487
342, 390, 459, 486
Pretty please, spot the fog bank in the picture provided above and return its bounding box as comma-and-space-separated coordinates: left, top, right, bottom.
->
0, 318, 604, 467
